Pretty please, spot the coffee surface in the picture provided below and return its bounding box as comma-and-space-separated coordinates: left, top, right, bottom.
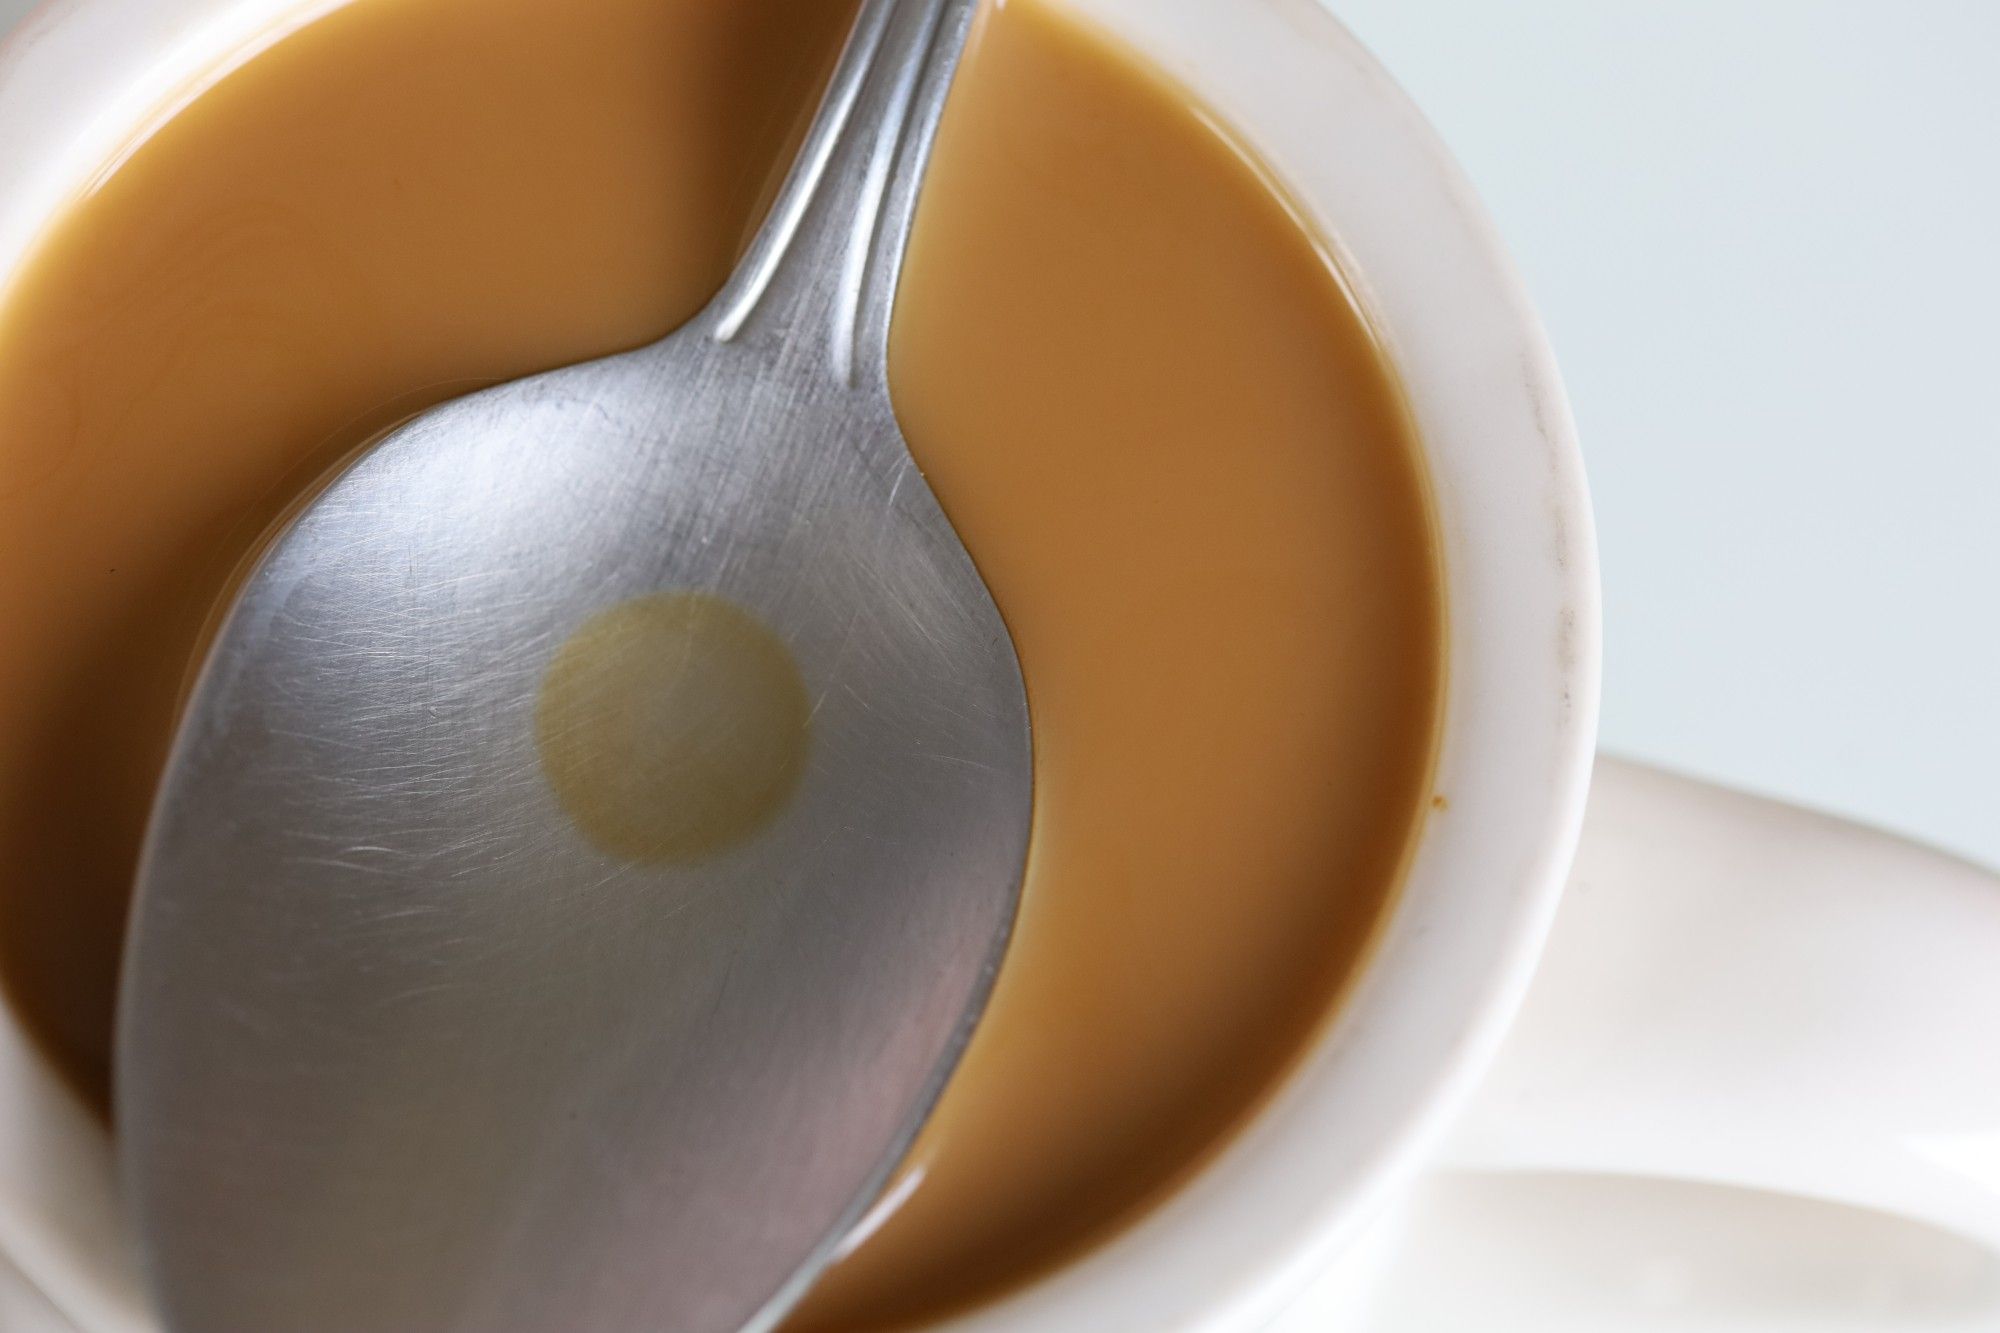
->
0, 0, 1442, 1324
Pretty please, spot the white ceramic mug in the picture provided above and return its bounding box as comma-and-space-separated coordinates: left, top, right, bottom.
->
1, 1, 1994, 1330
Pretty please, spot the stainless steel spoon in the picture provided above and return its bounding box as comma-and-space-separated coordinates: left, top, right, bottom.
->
116, 1, 1029, 1329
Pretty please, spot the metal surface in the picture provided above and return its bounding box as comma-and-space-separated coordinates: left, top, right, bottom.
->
116, 1, 1029, 1329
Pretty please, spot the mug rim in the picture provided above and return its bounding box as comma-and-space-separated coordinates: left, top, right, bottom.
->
0, 0, 1601, 1329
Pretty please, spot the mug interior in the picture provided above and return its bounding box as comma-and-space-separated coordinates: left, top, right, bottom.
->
0, 0, 1599, 1329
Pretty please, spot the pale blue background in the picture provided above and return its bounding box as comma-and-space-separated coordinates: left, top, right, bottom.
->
1330, 0, 1999, 869
2, 0, 1994, 865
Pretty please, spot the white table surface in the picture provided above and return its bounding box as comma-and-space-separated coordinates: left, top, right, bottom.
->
3, 0, 1993, 866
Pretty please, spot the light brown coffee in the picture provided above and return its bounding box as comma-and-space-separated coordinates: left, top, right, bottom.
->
0, 0, 1442, 1324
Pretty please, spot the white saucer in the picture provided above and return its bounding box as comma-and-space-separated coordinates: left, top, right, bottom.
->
1277, 1170, 2000, 1332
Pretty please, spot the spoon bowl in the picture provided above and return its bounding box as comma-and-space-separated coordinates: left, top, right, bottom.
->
117, 2, 1032, 1329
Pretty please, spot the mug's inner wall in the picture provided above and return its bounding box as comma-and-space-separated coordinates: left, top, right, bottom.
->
0, 0, 1442, 1323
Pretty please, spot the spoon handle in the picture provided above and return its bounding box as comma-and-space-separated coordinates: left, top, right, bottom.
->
705, 0, 976, 388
